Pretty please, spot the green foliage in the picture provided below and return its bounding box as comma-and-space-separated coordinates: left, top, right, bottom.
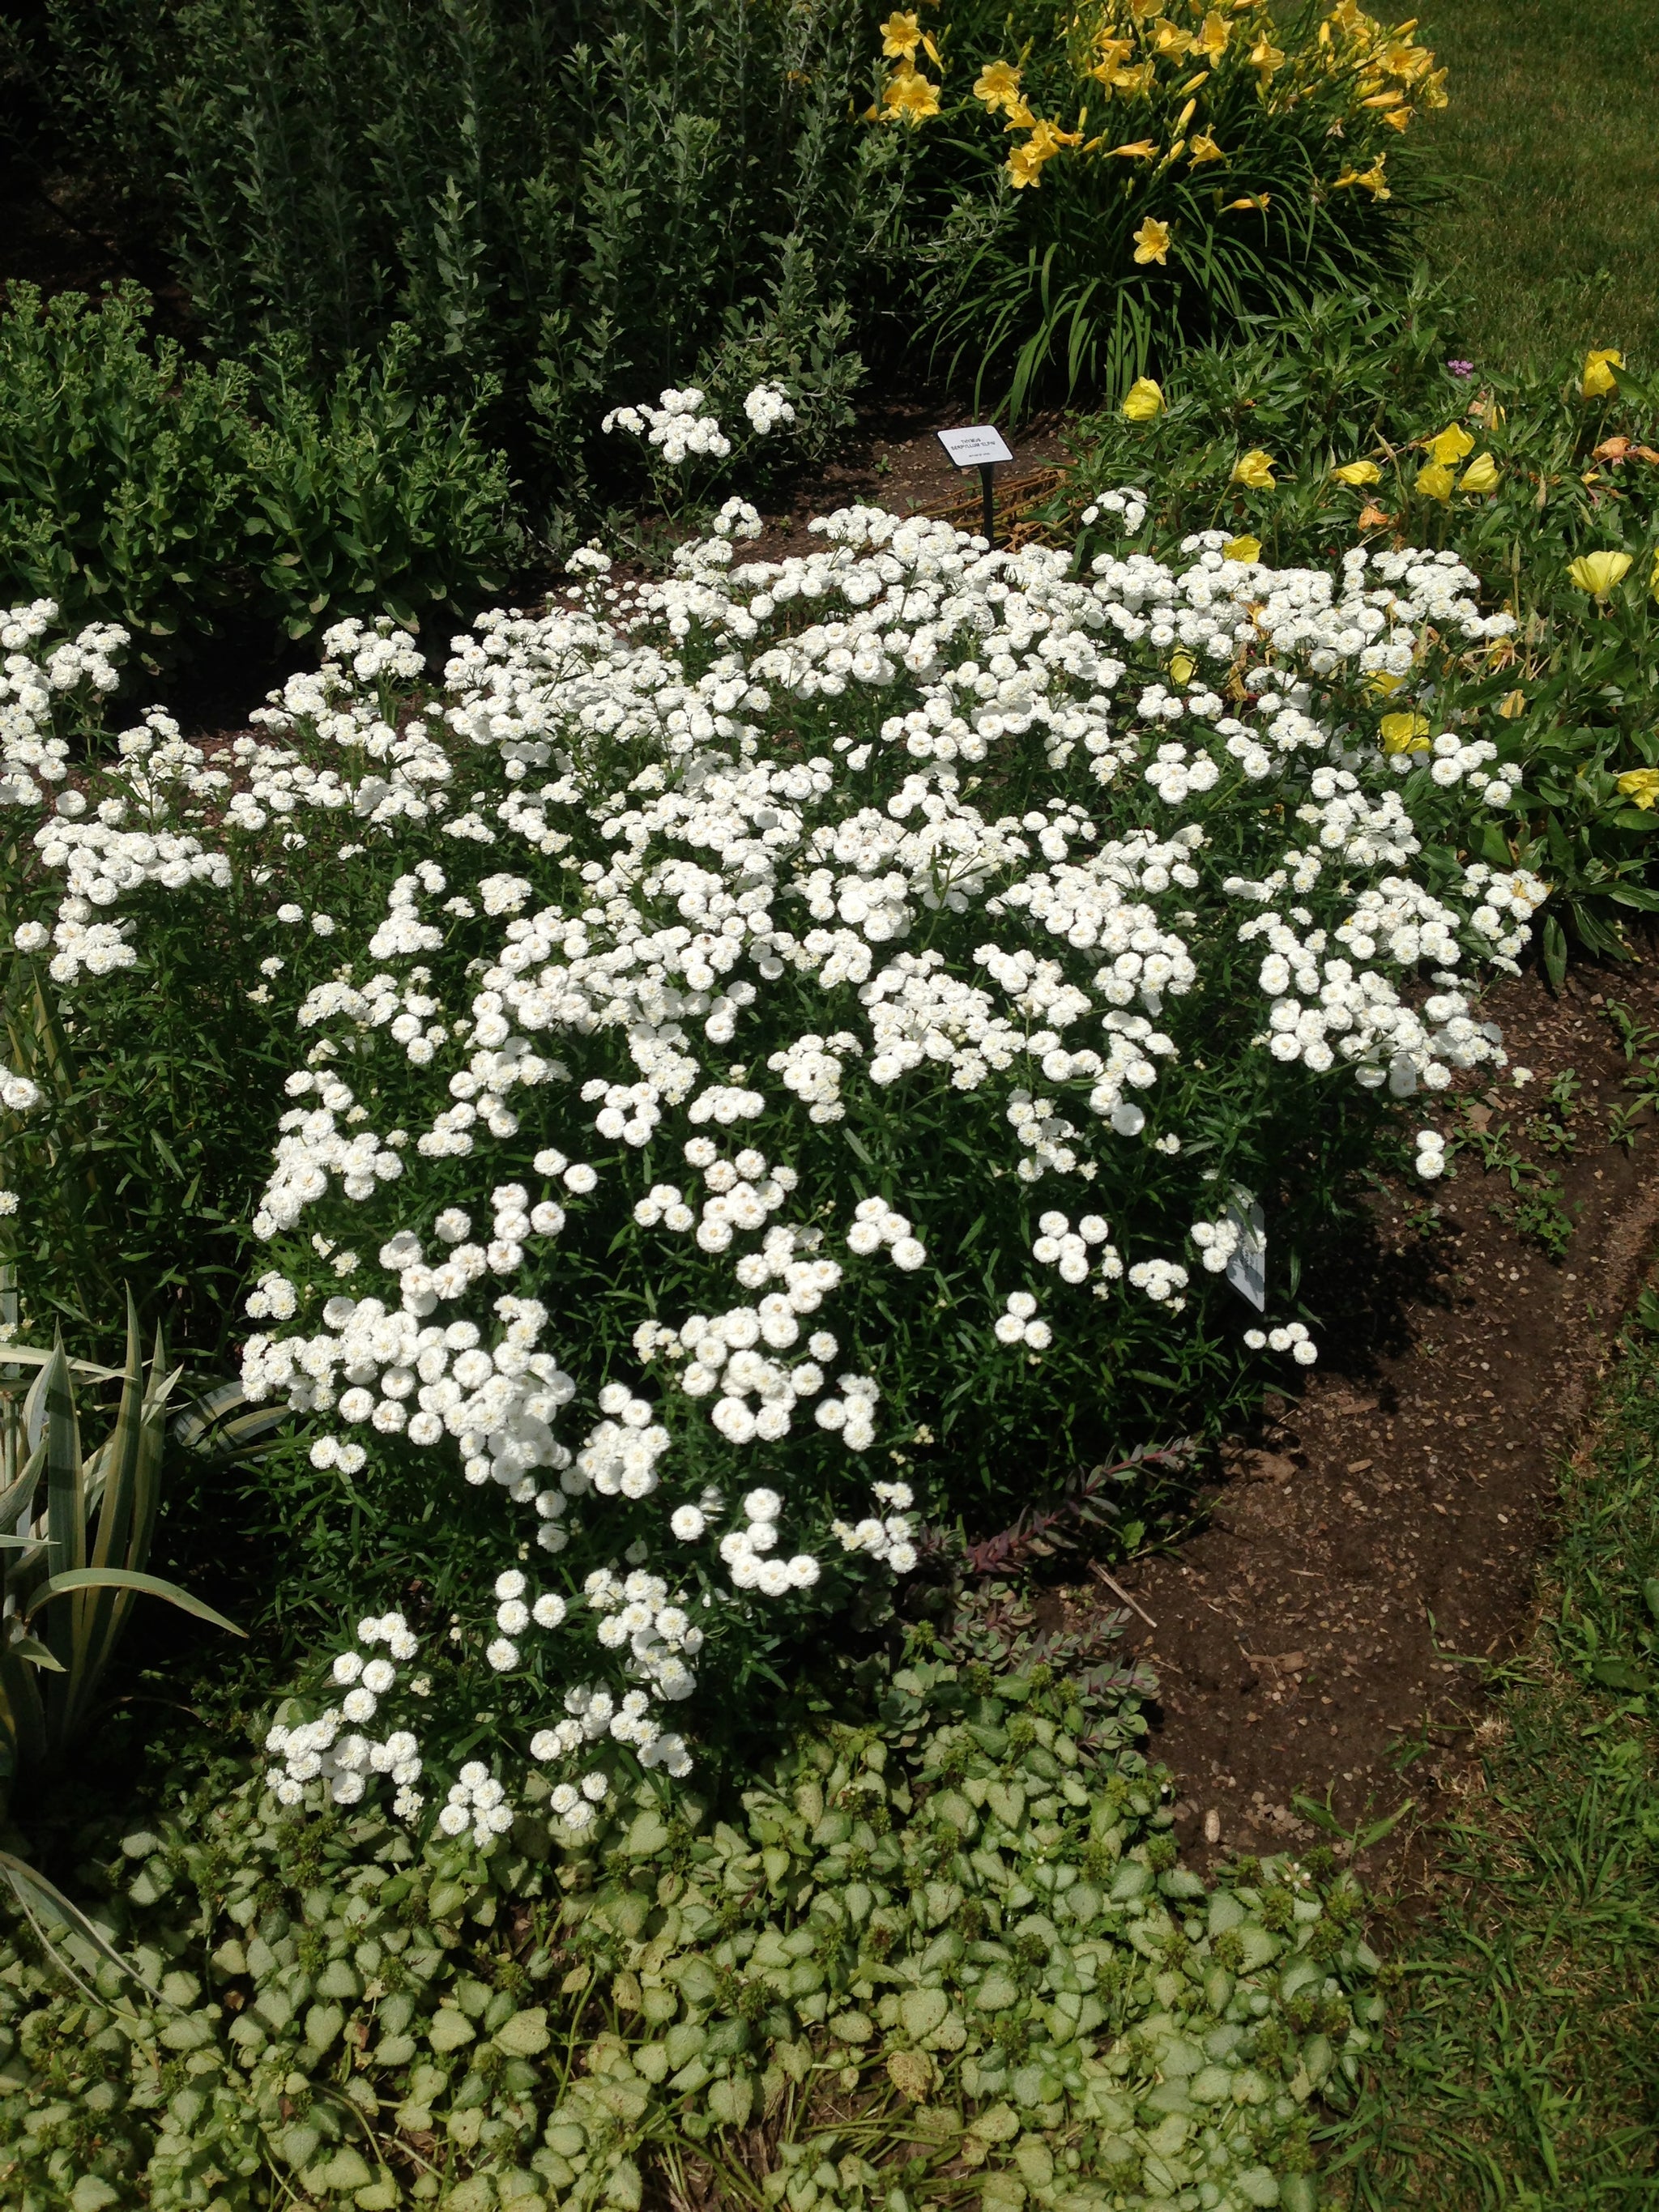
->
1051, 284, 1659, 966
0, 1658, 1381, 2209
0, 285, 515, 644
0, 1301, 242, 1798
35, 0, 874, 513
1326, 1293, 1659, 2206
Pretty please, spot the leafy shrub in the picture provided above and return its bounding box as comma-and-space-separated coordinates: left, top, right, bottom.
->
0, 1657, 1380, 2210
0, 285, 515, 643
862, 0, 1444, 410
35, 0, 873, 512
1048, 291, 1659, 970
2, 481, 1546, 1820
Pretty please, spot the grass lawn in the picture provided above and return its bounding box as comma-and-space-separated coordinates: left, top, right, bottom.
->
1324, 1293, 1659, 2207
1418, 0, 1659, 371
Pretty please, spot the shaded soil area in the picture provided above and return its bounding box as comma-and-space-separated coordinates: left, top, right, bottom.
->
1061, 958, 1659, 1873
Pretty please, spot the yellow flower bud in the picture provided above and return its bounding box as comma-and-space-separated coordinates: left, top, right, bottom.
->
1121, 377, 1164, 423
1230, 450, 1276, 489
1458, 453, 1501, 496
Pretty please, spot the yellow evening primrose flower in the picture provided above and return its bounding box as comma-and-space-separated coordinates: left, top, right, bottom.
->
1367, 671, 1406, 697
1122, 377, 1165, 421
1414, 461, 1455, 501
1567, 550, 1633, 598
1168, 650, 1197, 684
974, 59, 1023, 113
881, 11, 921, 59
1188, 132, 1226, 164
884, 65, 941, 121
1380, 711, 1432, 753
1459, 453, 1501, 495
1133, 217, 1171, 265
1231, 449, 1277, 488
1581, 348, 1623, 399
1497, 689, 1526, 719
1222, 535, 1262, 563
1333, 460, 1381, 486
1426, 423, 1475, 467
1617, 769, 1659, 811
1652, 546, 1659, 603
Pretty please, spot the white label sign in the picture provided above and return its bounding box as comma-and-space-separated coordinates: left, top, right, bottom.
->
1224, 1187, 1267, 1311
936, 424, 1014, 467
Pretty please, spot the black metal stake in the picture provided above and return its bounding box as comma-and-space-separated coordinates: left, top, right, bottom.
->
979, 462, 996, 548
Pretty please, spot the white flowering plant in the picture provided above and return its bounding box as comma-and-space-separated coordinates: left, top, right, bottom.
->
0, 487, 1546, 1835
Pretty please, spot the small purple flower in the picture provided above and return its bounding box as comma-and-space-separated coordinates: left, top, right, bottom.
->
1446, 358, 1474, 378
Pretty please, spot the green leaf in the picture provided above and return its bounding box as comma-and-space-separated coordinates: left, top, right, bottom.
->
495, 2005, 551, 2056
429, 2006, 476, 2052
22, 1566, 245, 1636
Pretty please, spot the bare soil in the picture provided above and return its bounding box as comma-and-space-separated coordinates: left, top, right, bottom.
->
1052, 959, 1659, 1873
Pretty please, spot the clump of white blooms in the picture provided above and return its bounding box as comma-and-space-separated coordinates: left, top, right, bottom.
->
0, 494, 1548, 1822
744, 383, 797, 436
263, 1612, 425, 1820
1414, 1127, 1448, 1178
601, 386, 731, 464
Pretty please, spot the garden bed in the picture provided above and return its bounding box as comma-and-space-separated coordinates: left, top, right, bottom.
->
1081, 958, 1659, 1868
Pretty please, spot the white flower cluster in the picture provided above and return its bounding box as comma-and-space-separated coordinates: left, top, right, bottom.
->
1032, 1208, 1123, 1291
743, 382, 797, 435
602, 386, 732, 464
1414, 1127, 1448, 1178
264, 1612, 424, 1819
1243, 1319, 1317, 1366
1, 496, 1548, 1814
994, 1289, 1051, 1350
830, 1478, 918, 1572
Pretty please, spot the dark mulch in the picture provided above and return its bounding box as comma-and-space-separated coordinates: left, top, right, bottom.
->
1060, 960, 1659, 1873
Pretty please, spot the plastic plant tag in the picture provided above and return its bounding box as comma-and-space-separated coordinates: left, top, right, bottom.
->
936, 424, 1013, 467
1224, 1187, 1266, 1311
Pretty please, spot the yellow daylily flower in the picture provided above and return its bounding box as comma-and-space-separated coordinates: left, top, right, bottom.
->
1382, 104, 1414, 132
1231, 449, 1277, 488
1333, 460, 1381, 487
1333, 159, 1390, 198
1188, 132, 1226, 164
1154, 22, 1194, 58
1089, 36, 1134, 82
1459, 453, 1501, 495
1426, 422, 1475, 467
1617, 769, 1659, 811
1249, 34, 1286, 75
1195, 10, 1230, 59
1122, 377, 1165, 422
1132, 217, 1171, 265
1567, 550, 1633, 597
1581, 348, 1623, 399
974, 59, 1023, 113
1108, 138, 1159, 158
1222, 194, 1271, 212
1111, 61, 1158, 96
1007, 141, 1047, 186
1222, 535, 1262, 563
1169, 650, 1197, 685
881, 11, 921, 58
1380, 711, 1432, 753
883, 65, 940, 121
1414, 461, 1454, 501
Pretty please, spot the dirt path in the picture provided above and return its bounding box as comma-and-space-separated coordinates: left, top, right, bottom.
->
1073, 962, 1659, 1868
